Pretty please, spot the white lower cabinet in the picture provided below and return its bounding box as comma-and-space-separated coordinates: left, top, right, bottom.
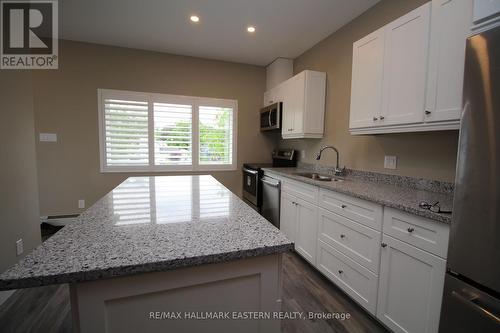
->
295, 197, 318, 265
277, 177, 449, 332
317, 208, 381, 274
317, 239, 379, 314
377, 234, 446, 333
280, 192, 298, 242
280, 191, 318, 266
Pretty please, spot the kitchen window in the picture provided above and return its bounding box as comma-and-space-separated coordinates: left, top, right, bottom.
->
98, 89, 237, 172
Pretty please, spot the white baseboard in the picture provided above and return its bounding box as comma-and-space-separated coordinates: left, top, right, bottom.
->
0, 290, 16, 307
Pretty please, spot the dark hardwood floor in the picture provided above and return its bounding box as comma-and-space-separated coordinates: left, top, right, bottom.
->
0, 252, 387, 333
281, 252, 387, 333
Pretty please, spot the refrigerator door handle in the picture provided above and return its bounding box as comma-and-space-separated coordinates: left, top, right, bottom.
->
451, 291, 500, 324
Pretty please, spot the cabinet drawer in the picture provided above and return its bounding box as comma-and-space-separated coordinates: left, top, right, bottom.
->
318, 208, 381, 274
319, 189, 383, 230
383, 207, 450, 258
316, 239, 379, 314
282, 178, 319, 204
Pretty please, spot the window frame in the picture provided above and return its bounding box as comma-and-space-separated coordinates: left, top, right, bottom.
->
98, 89, 238, 173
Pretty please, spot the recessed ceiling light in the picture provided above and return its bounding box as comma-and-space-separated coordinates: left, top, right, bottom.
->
190, 15, 200, 23
247, 26, 256, 33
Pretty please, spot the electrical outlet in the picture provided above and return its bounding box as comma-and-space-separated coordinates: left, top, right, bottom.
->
384, 155, 397, 169
16, 239, 23, 256
39, 133, 57, 142
78, 199, 85, 209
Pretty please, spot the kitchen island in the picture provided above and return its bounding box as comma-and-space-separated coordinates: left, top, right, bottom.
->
0, 175, 293, 333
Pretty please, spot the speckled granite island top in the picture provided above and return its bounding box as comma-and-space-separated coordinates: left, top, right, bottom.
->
263, 167, 453, 224
0, 175, 293, 291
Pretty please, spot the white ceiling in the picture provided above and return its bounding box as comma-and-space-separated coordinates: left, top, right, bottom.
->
61, 0, 379, 66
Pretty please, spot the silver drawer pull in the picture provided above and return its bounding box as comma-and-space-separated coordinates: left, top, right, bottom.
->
380, 116, 385, 120
381, 243, 387, 248
407, 227, 415, 233
341, 204, 347, 208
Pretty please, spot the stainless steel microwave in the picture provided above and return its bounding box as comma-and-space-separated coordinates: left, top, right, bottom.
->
260, 102, 282, 131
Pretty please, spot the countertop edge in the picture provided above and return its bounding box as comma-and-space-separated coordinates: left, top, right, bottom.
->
262, 168, 452, 224
0, 243, 294, 291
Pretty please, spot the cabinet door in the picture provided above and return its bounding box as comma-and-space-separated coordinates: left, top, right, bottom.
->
280, 192, 297, 242
377, 235, 446, 333
381, 3, 431, 126
280, 79, 294, 135
295, 197, 318, 265
349, 27, 385, 129
425, 0, 473, 122
281, 73, 305, 135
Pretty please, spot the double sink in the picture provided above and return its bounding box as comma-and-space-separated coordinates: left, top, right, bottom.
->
293, 172, 344, 182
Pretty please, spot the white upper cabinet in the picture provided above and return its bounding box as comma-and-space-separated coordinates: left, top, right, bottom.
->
425, 0, 473, 123
263, 70, 326, 139
349, 28, 385, 129
263, 84, 283, 106
473, 0, 500, 23
381, 3, 431, 126
281, 70, 326, 139
350, 0, 472, 134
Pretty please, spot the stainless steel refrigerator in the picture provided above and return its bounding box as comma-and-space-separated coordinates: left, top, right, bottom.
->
439, 25, 500, 332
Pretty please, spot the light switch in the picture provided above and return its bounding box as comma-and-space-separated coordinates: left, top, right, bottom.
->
384, 155, 397, 169
78, 200, 85, 209
39, 133, 57, 142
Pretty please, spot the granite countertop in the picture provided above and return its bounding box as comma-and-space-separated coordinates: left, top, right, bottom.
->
262, 167, 453, 224
0, 175, 293, 291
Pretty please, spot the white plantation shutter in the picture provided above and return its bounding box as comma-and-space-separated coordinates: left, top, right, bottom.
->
99, 90, 236, 172
154, 102, 192, 165
199, 106, 233, 165
104, 98, 149, 166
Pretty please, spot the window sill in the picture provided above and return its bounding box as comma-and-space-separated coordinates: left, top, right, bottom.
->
100, 166, 238, 173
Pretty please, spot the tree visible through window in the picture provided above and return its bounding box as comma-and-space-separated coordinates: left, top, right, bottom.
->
99, 90, 237, 172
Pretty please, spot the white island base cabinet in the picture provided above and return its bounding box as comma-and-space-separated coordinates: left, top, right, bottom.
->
70, 254, 283, 333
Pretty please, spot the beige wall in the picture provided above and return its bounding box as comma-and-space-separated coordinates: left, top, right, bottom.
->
280, 0, 459, 182
33, 40, 275, 216
0, 71, 41, 272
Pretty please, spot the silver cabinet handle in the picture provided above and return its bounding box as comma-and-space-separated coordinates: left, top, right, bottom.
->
373, 117, 378, 121
407, 227, 415, 233
262, 178, 280, 188
242, 167, 258, 175
381, 243, 387, 248
380, 116, 385, 120
341, 204, 347, 208
268, 110, 272, 127
338, 270, 343, 274
340, 234, 346, 239
425, 110, 432, 115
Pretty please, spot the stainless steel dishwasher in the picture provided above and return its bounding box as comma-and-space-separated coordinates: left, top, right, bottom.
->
261, 175, 281, 228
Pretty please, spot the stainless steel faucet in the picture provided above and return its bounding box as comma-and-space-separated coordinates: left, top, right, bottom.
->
316, 145, 345, 176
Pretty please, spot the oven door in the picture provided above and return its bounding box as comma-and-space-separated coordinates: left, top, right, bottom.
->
242, 167, 259, 206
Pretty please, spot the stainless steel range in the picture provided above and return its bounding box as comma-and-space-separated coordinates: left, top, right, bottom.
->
242, 149, 296, 227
